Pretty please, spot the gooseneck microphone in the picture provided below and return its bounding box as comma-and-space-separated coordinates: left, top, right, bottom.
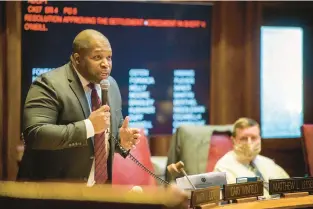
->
100, 79, 110, 105
167, 161, 196, 189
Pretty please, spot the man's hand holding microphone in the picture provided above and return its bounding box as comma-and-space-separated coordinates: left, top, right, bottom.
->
88, 105, 140, 150
88, 105, 111, 134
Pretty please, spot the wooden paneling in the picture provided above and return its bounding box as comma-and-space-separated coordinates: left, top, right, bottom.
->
261, 139, 305, 177
209, 2, 262, 124
0, 1, 5, 179
3, 1, 21, 180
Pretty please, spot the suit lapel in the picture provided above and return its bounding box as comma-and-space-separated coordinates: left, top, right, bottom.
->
66, 63, 91, 119
108, 78, 119, 136
108, 83, 113, 107
107, 78, 117, 167
108, 82, 114, 142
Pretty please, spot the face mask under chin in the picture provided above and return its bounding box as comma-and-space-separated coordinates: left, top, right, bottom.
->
234, 142, 261, 163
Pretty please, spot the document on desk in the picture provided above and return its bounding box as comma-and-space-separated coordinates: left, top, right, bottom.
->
176, 172, 227, 190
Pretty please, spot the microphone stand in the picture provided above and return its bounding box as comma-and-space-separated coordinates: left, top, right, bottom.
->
167, 161, 196, 190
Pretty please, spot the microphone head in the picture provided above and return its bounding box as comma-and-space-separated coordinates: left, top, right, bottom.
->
100, 79, 110, 91
130, 186, 143, 193
167, 161, 184, 175
175, 161, 185, 170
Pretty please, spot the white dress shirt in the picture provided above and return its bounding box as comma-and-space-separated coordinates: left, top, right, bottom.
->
72, 65, 110, 186
214, 151, 290, 198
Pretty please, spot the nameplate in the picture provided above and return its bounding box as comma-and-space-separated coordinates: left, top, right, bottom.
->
269, 177, 313, 195
190, 186, 220, 207
223, 181, 263, 201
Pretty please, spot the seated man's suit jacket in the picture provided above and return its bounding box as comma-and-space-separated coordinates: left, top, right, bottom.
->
17, 63, 123, 182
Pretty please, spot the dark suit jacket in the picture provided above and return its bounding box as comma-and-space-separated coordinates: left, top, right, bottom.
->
17, 63, 124, 182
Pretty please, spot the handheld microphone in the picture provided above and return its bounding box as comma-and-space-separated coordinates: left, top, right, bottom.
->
100, 79, 110, 105
100, 78, 130, 158
100, 78, 169, 186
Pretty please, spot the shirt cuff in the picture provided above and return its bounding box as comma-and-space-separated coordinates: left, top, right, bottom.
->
84, 119, 95, 138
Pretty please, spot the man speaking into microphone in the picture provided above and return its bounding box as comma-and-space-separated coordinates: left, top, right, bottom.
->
17, 29, 140, 185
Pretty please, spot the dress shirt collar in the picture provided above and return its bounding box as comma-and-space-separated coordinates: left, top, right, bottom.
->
70, 62, 100, 91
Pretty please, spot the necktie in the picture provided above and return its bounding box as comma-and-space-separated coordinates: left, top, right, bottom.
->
88, 83, 108, 184
250, 162, 269, 191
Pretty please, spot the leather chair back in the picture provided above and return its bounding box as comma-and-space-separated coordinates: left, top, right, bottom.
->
112, 129, 157, 186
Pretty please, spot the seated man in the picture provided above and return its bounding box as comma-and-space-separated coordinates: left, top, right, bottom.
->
214, 117, 289, 197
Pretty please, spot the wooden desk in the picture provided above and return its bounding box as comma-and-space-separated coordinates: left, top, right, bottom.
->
2, 181, 313, 209
212, 196, 313, 209
0, 181, 186, 209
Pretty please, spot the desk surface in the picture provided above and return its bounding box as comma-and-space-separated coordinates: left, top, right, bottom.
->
213, 195, 313, 209
1, 181, 313, 209
0, 181, 174, 207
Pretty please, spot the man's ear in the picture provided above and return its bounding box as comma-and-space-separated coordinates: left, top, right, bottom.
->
231, 136, 236, 144
72, 53, 80, 65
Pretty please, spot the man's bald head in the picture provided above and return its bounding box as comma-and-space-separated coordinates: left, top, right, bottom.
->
71, 29, 113, 84
72, 29, 110, 54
